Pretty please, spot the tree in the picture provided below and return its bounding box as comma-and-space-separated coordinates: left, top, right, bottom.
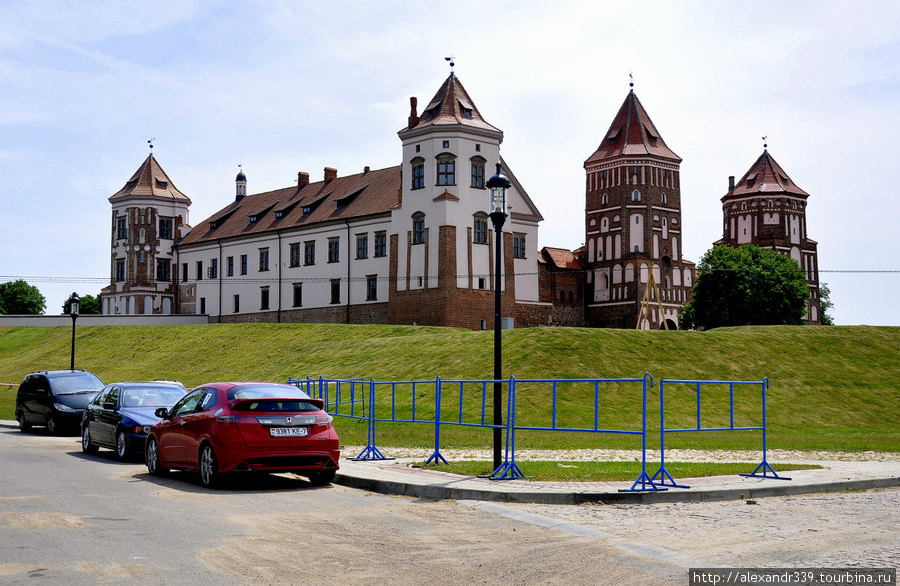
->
680, 244, 810, 330
0, 280, 47, 315
62, 293, 102, 315
819, 283, 835, 325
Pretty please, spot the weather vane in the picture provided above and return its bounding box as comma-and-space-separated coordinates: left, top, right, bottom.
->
629, 72, 634, 89
445, 55, 455, 76
762, 136, 768, 150
148, 138, 155, 153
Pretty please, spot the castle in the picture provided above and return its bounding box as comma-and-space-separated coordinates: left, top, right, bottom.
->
100, 73, 821, 327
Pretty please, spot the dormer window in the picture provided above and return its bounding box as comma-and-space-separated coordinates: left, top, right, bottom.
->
250, 216, 258, 223
275, 211, 283, 219
302, 206, 311, 215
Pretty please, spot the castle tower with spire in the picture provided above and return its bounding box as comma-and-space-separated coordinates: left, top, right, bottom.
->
101, 152, 191, 315
582, 87, 694, 329
716, 149, 821, 323
389, 71, 544, 328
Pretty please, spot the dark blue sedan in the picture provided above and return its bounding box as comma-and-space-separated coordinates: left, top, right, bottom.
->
82, 381, 188, 460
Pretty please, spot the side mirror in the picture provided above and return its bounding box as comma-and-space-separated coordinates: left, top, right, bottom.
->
36, 388, 48, 396
154, 407, 170, 419
103, 402, 116, 410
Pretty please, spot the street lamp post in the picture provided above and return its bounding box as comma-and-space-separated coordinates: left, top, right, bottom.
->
68, 293, 79, 370
486, 163, 510, 470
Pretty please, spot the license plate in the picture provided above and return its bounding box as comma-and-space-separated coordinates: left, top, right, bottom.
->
269, 427, 309, 437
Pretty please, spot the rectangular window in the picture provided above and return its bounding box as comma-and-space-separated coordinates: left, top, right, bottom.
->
260, 286, 270, 310
356, 234, 368, 259
233, 294, 240, 313
471, 162, 485, 188
366, 275, 378, 301
259, 248, 269, 272
199, 298, 206, 314
412, 214, 425, 245
304, 241, 315, 265
196, 260, 203, 280
478, 277, 486, 290
209, 258, 218, 279
116, 260, 126, 282
240, 254, 248, 275
159, 217, 173, 240
473, 216, 488, 244
116, 217, 127, 240
437, 158, 455, 186
328, 238, 339, 263
374, 231, 387, 257
182, 263, 188, 283
330, 279, 341, 304
411, 164, 424, 190
513, 233, 526, 259
289, 243, 301, 267
292, 283, 302, 307
156, 259, 171, 282
227, 256, 234, 277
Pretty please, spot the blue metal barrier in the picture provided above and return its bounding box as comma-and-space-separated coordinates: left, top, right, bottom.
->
651, 377, 790, 488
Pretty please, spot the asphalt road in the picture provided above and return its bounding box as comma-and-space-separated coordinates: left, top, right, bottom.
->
0, 428, 686, 585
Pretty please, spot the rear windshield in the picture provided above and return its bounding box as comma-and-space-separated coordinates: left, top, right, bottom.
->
232, 400, 322, 413
227, 384, 311, 402
49, 373, 104, 395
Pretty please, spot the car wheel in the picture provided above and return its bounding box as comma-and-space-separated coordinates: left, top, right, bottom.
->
307, 469, 336, 486
146, 437, 168, 476
17, 411, 31, 432
82, 425, 98, 454
46, 416, 57, 435
199, 444, 219, 488
115, 429, 129, 461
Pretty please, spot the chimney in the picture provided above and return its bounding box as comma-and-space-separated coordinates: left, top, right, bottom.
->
728, 175, 735, 191
364, 166, 370, 174
324, 167, 337, 183
297, 171, 309, 189
408, 96, 419, 128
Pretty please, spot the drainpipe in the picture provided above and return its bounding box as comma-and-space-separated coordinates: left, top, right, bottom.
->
345, 219, 352, 324
217, 240, 223, 322
277, 230, 283, 323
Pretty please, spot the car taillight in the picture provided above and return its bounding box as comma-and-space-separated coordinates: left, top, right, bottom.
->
216, 415, 257, 424
316, 414, 333, 427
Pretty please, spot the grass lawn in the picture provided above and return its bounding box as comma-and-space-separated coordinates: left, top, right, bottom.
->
2, 323, 898, 456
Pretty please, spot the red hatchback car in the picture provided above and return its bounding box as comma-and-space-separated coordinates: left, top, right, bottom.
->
145, 382, 340, 488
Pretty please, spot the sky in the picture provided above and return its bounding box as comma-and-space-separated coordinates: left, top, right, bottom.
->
2, 0, 899, 325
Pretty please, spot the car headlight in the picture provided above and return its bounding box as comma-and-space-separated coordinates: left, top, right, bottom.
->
53, 403, 77, 413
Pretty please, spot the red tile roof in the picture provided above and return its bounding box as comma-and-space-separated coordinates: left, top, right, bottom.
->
178, 166, 401, 246
399, 74, 501, 134
109, 154, 190, 202
724, 150, 809, 198
585, 90, 681, 165
540, 247, 586, 270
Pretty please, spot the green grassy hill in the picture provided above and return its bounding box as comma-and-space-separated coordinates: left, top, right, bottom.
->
2, 324, 897, 453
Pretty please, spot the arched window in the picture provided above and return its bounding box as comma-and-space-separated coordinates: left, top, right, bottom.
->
632, 189, 641, 201
661, 193, 668, 205
601, 193, 608, 205
473, 213, 488, 244
470, 156, 486, 188
412, 212, 425, 244
436, 153, 456, 186
410, 157, 425, 190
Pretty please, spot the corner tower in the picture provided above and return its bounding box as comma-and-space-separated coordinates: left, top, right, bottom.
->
583, 87, 694, 329
101, 153, 191, 315
717, 149, 821, 323
389, 72, 543, 328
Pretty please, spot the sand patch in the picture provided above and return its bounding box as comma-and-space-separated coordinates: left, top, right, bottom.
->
0, 512, 90, 530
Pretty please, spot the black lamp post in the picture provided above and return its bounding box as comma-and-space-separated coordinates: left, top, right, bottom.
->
486, 162, 510, 469
68, 293, 79, 370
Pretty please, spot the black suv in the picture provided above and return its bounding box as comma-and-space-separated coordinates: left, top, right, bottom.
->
16, 370, 105, 435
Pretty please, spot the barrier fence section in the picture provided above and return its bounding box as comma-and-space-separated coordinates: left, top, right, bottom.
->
650, 377, 790, 489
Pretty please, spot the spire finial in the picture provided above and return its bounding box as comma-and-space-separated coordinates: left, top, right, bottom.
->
629, 72, 634, 90
147, 137, 155, 155
762, 136, 768, 150
445, 55, 455, 77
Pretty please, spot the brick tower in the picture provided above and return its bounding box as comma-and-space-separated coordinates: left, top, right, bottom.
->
101, 152, 190, 315
583, 87, 694, 329
716, 149, 821, 323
